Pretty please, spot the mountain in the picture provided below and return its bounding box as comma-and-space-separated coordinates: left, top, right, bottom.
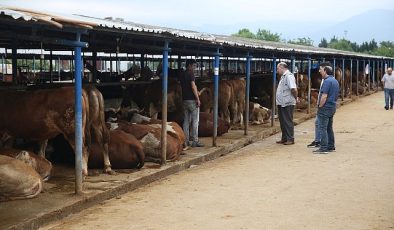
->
171, 9, 394, 46
310, 9, 394, 44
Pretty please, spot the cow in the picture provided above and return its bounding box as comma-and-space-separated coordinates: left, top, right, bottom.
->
249, 102, 271, 125
109, 121, 184, 162
0, 87, 98, 176
84, 86, 113, 174
144, 78, 183, 120
0, 148, 52, 181
226, 79, 246, 126
0, 155, 42, 202
197, 112, 230, 137
199, 80, 235, 124
89, 129, 144, 169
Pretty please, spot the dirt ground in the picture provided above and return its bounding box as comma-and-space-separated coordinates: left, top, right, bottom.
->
43, 92, 394, 230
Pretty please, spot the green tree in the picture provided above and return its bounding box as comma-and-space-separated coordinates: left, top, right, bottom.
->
288, 37, 314, 46
255, 29, 281, 42
318, 38, 328, 48
232, 28, 256, 39
328, 38, 354, 51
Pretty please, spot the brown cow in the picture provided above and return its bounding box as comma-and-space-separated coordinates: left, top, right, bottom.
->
198, 112, 230, 137
0, 148, 52, 181
0, 87, 91, 175
109, 121, 184, 162
89, 129, 144, 169
226, 79, 246, 126
0, 155, 42, 202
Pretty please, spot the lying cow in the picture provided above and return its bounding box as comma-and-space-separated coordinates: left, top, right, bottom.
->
109, 121, 184, 162
0, 155, 42, 202
197, 112, 230, 137
0, 148, 52, 181
249, 102, 271, 125
89, 129, 144, 169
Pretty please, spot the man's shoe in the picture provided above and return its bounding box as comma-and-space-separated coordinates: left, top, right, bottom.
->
276, 140, 286, 144
384, 106, 389, 110
313, 149, 329, 154
328, 147, 336, 152
283, 140, 294, 145
307, 141, 320, 148
191, 142, 204, 147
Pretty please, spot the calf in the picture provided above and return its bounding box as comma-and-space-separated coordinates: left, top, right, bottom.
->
249, 102, 271, 125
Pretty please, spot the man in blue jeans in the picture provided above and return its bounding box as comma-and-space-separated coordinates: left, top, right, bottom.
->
313, 62, 340, 154
382, 68, 394, 110
179, 59, 204, 148
307, 78, 325, 148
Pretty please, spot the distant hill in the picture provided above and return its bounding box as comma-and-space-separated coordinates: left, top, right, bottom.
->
180, 9, 394, 46
310, 9, 394, 44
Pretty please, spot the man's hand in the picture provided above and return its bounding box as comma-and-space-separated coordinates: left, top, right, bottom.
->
196, 99, 201, 107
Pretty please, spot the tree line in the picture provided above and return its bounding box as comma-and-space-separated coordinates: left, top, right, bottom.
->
232, 28, 394, 57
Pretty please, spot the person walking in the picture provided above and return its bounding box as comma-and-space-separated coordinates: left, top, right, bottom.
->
382, 67, 394, 110
275, 62, 298, 145
179, 59, 204, 148
313, 62, 339, 154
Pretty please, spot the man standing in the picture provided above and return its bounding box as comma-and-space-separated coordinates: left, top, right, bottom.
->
382, 67, 394, 110
307, 77, 325, 148
275, 62, 298, 145
313, 62, 339, 154
179, 59, 204, 148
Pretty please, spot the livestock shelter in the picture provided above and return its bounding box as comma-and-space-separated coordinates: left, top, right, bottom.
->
0, 6, 393, 193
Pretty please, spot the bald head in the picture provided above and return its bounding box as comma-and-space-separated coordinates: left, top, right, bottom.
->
387, 68, 393, 75
277, 62, 289, 75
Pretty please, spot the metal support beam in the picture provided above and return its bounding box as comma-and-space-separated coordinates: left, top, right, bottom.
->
74, 33, 83, 195
213, 48, 220, 147
92, 51, 97, 82
12, 39, 17, 84
271, 57, 277, 127
244, 52, 252, 135
161, 41, 170, 165
368, 59, 371, 91
291, 56, 295, 73
49, 50, 53, 83
356, 59, 359, 96
350, 59, 353, 97
307, 57, 312, 114
341, 58, 345, 100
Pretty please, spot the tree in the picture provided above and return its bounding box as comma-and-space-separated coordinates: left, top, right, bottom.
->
328, 38, 354, 51
318, 38, 328, 48
288, 37, 314, 46
255, 29, 281, 42
232, 28, 256, 39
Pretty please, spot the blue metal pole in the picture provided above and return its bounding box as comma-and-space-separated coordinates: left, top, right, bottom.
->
342, 58, 345, 100
356, 59, 359, 96
333, 58, 336, 78
161, 41, 170, 165
350, 59, 353, 97
307, 57, 312, 114
291, 56, 295, 73
372, 59, 375, 90
271, 57, 277, 127
300, 60, 304, 72
74, 33, 83, 194
12, 40, 17, 84
213, 48, 220, 147
245, 52, 252, 135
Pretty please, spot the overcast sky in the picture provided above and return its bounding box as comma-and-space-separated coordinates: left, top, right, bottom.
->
3, 0, 393, 25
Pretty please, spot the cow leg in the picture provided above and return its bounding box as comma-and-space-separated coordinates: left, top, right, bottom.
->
38, 140, 48, 158
149, 103, 158, 119
91, 125, 114, 175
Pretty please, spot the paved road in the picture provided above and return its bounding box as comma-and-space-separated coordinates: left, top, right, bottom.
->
44, 92, 394, 230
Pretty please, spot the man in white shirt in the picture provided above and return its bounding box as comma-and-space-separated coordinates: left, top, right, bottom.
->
275, 62, 298, 145
382, 68, 394, 110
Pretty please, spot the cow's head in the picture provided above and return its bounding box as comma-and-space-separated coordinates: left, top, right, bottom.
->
15, 150, 52, 181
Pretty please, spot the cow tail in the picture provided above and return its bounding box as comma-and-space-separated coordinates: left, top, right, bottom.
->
82, 89, 91, 151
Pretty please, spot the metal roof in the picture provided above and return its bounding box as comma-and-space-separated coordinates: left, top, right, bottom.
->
0, 5, 392, 60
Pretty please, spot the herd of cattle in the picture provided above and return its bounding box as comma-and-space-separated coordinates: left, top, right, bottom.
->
0, 62, 379, 202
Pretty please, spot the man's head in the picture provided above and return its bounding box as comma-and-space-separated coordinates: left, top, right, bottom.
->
277, 62, 289, 75
319, 62, 333, 78
186, 59, 197, 71
387, 68, 393, 75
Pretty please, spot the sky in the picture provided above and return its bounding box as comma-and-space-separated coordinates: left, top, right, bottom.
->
1, 0, 394, 42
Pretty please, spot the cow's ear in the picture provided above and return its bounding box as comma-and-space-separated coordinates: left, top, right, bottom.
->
15, 150, 31, 162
